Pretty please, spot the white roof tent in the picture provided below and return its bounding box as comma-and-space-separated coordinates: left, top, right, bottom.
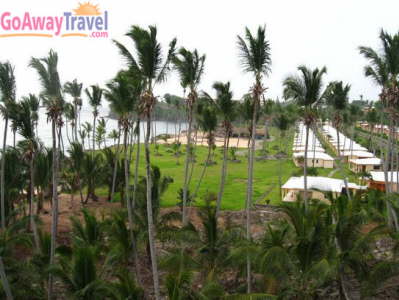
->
292, 146, 325, 153
349, 158, 382, 166
293, 152, 334, 161
369, 171, 399, 183
340, 151, 375, 158
282, 176, 366, 193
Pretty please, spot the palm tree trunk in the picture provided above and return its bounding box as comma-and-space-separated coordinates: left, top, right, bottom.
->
193, 143, 212, 199
48, 119, 59, 300
246, 93, 258, 294
123, 126, 135, 253
0, 256, 13, 300
1, 116, 8, 229
216, 132, 230, 216
74, 101, 78, 142
110, 127, 122, 202
182, 106, 193, 225
187, 124, 199, 186
144, 114, 160, 300
93, 114, 97, 153
132, 119, 140, 212
303, 123, 309, 211
30, 154, 40, 250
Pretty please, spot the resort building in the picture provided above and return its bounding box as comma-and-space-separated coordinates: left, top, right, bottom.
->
367, 171, 399, 192
292, 122, 332, 168
293, 152, 334, 168
282, 176, 366, 203
340, 150, 375, 162
349, 158, 382, 173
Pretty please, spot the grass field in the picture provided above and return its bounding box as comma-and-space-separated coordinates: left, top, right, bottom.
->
96, 127, 358, 210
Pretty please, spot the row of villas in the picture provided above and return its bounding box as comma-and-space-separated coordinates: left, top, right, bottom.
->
320, 124, 399, 191
320, 125, 381, 173
282, 122, 397, 203
283, 123, 364, 203
292, 123, 334, 168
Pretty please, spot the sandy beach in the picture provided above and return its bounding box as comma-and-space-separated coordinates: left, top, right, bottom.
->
157, 132, 251, 148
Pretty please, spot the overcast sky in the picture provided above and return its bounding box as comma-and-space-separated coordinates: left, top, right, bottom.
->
1, 0, 399, 105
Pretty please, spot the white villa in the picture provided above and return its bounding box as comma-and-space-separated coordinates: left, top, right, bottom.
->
282, 176, 367, 203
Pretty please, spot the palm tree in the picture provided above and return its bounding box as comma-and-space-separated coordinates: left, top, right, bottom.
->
82, 122, 92, 150
0, 62, 16, 230
96, 117, 107, 149
359, 29, 399, 229
12, 97, 42, 249
206, 82, 236, 216
193, 104, 218, 199
68, 142, 85, 204
29, 49, 64, 299
366, 107, 378, 154
172, 47, 206, 225
50, 246, 113, 299
64, 79, 83, 142
237, 25, 271, 293
82, 152, 103, 203
114, 25, 176, 299
64, 102, 75, 144
105, 71, 141, 267
272, 109, 292, 201
85, 85, 103, 153
283, 65, 327, 210
324, 81, 352, 199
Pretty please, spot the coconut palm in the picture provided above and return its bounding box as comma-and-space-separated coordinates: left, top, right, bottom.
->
108, 129, 120, 147
11, 97, 42, 249
82, 152, 103, 203
359, 29, 399, 229
82, 122, 92, 150
0, 62, 16, 230
237, 25, 271, 293
105, 71, 141, 249
114, 25, 176, 299
283, 65, 327, 210
206, 82, 236, 216
64, 102, 75, 144
50, 246, 113, 299
192, 104, 218, 199
273, 109, 292, 201
172, 47, 206, 224
64, 79, 83, 142
34, 147, 52, 213
96, 117, 107, 149
366, 107, 378, 153
67, 142, 85, 204
29, 49, 64, 298
324, 81, 352, 199
85, 85, 103, 153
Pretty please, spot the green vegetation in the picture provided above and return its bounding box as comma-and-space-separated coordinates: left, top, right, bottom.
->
1, 23, 399, 299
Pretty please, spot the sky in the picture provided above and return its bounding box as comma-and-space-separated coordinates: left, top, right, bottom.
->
1, 0, 399, 105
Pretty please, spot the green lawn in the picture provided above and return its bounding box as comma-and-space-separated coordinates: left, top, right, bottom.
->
96, 127, 358, 210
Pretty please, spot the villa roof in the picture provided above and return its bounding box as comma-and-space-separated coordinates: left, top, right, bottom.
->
349, 158, 381, 165
282, 176, 366, 193
340, 151, 375, 158
293, 152, 333, 161
369, 171, 399, 183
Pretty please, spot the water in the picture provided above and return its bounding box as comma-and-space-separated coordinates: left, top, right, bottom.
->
0, 105, 187, 149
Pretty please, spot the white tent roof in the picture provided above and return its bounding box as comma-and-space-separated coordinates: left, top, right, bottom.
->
369, 171, 399, 183
282, 176, 365, 193
340, 151, 374, 158
293, 152, 334, 161
349, 158, 381, 165
292, 146, 325, 152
